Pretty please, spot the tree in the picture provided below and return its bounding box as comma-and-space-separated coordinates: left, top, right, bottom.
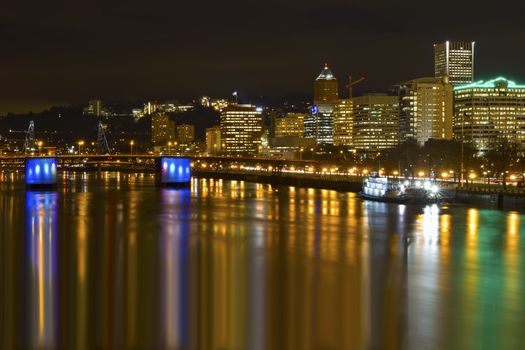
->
485, 138, 521, 189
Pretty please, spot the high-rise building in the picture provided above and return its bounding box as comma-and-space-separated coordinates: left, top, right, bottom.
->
304, 108, 317, 140
434, 41, 475, 85
275, 113, 305, 137
353, 94, 400, 151
206, 126, 221, 155
309, 64, 339, 145
399, 77, 453, 145
333, 99, 353, 146
453, 77, 525, 151
84, 99, 103, 116
176, 124, 195, 144
314, 64, 339, 104
220, 105, 263, 155
151, 113, 175, 145
309, 104, 334, 144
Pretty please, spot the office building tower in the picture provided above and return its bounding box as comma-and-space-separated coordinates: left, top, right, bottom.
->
220, 105, 263, 155
399, 77, 453, 145
353, 94, 400, 151
176, 124, 195, 144
206, 126, 221, 155
314, 64, 339, 104
434, 41, 475, 85
304, 109, 317, 140
151, 113, 175, 145
333, 99, 353, 146
453, 77, 525, 151
275, 113, 305, 137
309, 64, 339, 144
309, 104, 334, 144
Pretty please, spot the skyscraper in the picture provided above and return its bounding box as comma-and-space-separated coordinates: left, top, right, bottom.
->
453, 77, 525, 151
353, 94, 400, 151
310, 64, 338, 144
314, 64, 339, 104
434, 41, 475, 85
399, 77, 453, 145
220, 105, 263, 155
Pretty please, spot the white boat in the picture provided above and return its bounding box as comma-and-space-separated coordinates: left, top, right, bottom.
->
360, 175, 441, 204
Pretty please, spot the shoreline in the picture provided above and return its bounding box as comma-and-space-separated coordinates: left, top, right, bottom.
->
2, 166, 525, 211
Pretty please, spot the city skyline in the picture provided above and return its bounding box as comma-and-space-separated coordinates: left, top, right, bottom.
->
2, 1, 525, 114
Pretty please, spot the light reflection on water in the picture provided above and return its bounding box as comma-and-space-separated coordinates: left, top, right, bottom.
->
0, 173, 524, 349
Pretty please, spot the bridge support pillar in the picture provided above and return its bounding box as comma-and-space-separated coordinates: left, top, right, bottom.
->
25, 157, 58, 189
156, 157, 191, 187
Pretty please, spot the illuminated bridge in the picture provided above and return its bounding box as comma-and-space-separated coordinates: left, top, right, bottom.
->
0, 154, 365, 191
0, 154, 343, 173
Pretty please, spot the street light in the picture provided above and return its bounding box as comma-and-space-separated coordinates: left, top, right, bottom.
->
130, 140, 134, 156
37, 141, 43, 155
168, 141, 172, 154
78, 140, 84, 154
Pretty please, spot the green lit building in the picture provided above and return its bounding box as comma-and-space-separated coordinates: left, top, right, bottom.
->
453, 77, 525, 151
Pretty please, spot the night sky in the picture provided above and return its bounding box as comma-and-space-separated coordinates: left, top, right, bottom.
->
2, 0, 525, 114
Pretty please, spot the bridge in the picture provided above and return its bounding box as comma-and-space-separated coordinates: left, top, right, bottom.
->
0, 154, 341, 174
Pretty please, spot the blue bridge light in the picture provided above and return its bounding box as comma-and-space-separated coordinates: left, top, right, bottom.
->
160, 157, 191, 185
25, 158, 57, 186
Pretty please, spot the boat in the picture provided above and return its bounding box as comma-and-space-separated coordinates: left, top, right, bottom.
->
359, 174, 441, 204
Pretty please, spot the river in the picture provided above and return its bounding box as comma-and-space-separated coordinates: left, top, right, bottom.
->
1, 172, 524, 349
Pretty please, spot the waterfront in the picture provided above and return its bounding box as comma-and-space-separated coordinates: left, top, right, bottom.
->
1, 172, 525, 349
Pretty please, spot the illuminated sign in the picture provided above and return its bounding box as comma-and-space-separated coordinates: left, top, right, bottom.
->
311, 105, 318, 114
25, 158, 57, 185
160, 157, 191, 184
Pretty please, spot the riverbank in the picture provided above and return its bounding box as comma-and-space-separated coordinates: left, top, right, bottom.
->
194, 169, 525, 211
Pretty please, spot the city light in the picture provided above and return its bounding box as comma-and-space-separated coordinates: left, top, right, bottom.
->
25, 158, 57, 185
159, 157, 191, 185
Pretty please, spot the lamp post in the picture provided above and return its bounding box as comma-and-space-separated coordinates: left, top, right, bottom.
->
130, 140, 134, 156
461, 112, 466, 187
78, 140, 84, 154
168, 141, 172, 154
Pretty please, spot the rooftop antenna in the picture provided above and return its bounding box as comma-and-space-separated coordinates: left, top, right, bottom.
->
23, 120, 36, 154
97, 121, 110, 155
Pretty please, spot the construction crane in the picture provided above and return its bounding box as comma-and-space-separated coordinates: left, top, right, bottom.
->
97, 121, 110, 155
348, 75, 365, 99
23, 120, 36, 154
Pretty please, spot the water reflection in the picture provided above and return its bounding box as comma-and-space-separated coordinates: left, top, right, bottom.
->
26, 191, 58, 349
0, 176, 525, 349
161, 188, 190, 349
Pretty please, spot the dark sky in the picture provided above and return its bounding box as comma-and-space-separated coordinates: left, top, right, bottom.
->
2, 0, 525, 114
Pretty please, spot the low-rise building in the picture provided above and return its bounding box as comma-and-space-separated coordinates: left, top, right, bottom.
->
206, 126, 221, 155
